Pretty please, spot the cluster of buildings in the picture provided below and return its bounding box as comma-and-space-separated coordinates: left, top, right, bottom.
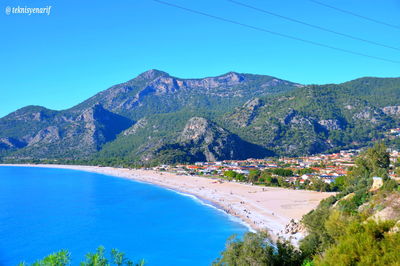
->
153, 149, 365, 186
386, 128, 400, 138
152, 148, 400, 187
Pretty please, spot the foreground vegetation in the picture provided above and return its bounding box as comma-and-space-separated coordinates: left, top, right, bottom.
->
214, 143, 400, 265
19, 247, 145, 266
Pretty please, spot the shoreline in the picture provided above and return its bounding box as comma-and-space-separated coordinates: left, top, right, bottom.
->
163, 186, 257, 233
1, 164, 334, 243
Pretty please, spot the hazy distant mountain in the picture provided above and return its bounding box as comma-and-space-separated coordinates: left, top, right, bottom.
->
0, 70, 399, 163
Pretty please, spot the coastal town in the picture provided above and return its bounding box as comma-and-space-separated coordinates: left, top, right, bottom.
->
152, 147, 400, 190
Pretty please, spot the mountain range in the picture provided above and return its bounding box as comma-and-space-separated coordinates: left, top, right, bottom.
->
1, 69, 399, 164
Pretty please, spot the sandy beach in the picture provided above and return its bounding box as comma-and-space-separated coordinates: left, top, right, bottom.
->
1, 164, 334, 243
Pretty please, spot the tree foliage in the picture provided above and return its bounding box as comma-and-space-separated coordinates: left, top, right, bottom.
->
19, 247, 145, 266
315, 220, 400, 265
213, 232, 303, 266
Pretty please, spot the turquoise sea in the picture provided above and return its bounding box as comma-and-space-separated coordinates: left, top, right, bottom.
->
0, 166, 248, 265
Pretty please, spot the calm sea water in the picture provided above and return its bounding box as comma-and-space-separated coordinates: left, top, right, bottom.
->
0, 166, 248, 265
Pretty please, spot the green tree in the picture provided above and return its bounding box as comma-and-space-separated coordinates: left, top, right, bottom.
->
315, 220, 400, 266
213, 232, 303, 266
345, 143, 390, 191
21, 250, 71, 266
366, 143, 390, 171
296, 168, 314, 175
224, 170, 237, 181
395, 157, 400, 168
20, 247, 145, 266
381, 179, 399, 192
277, 177, 289, 187
235, 173, 247, 182
261, 171, 275, 186
248, 169, 261, 183
331, 175, 345, 191
81, 246, 108, 266
338, 189, 370, 214
110, 249, 139, 266
394, 167, 400, 176
308, 178, 330, 192
272, 168, 293, 177
300, 196, 337, 256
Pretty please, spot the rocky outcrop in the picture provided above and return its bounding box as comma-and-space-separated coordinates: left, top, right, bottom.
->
382, 106, 400, 117
29, 126, 61, 146
224, 98, 264, 127
244, 98, 263, 110
282, 110, 315, 127
117, 73, 247, 109
352, 107, 386, 124
151, 117, 273, 162
180, 117, 214, 143
370, 206, 399, 222
389, 221, 400, 234
318, 119, 344, 130
282, 219, 306, 235
123, 118, 148, 136
74, 104, 134, 149
178, 117, 239, 161
183, 72, 245, 89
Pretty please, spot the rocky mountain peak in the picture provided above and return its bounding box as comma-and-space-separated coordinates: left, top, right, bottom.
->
201, 72, 245, 87
137, 69, 169, 80
216, 72, 244, 83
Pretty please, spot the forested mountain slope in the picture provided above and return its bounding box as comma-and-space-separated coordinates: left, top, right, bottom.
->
0, 71, 399, 163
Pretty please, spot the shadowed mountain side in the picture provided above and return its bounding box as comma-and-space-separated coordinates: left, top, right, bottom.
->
150, 117, 274, 164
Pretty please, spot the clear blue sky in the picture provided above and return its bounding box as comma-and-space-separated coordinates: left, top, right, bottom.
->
1, 0, 399, 117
